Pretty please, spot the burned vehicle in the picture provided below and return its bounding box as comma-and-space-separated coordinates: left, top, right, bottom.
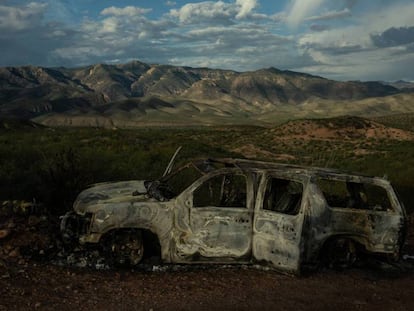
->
61, 155, 407, 274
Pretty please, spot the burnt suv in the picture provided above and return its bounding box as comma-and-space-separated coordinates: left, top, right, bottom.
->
61, 155, 407, 274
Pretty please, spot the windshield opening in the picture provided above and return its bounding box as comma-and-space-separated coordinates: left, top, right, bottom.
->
145, 159, 236, 202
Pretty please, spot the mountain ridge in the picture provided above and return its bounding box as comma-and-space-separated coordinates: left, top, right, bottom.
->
1, 60, 412, 127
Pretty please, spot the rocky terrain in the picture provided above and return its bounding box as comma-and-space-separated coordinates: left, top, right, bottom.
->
1, 61, 413, 127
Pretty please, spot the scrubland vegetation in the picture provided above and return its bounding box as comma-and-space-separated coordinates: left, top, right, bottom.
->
1, 119, 413, 215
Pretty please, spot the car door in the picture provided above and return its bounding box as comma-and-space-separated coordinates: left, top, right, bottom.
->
253, 173, 307, 273
184, 170, 254, 261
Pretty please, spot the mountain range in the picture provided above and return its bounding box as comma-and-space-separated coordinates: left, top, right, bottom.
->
1, 60, 413, 127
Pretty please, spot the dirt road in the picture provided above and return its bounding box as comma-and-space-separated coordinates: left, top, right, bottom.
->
1, 211, 414, 311
1, 262, 414, 311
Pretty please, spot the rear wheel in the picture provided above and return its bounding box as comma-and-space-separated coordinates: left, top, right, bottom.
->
107, 230, 144, 266
323, 238, 357, 269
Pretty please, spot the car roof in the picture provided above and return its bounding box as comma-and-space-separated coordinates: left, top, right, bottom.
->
196, 158, 388, 183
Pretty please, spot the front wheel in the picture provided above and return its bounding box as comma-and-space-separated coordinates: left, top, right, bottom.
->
106, 230, 144, 266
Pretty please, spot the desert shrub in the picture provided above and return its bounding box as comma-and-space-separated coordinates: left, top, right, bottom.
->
1, 125, 413, 215
39, 148, 91, 215
0, 136, 43, 200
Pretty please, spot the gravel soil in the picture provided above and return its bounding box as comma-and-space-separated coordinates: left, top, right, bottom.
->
1, 211, 414, 311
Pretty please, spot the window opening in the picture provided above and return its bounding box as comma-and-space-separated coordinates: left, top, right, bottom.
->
263, 178, 303, 215
193, 174, 247, 208
316, 178, 392, 211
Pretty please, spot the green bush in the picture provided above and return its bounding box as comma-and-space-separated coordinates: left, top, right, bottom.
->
0, 125, 413, 215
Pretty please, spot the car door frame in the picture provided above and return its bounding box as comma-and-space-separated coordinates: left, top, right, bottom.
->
173, 168, 256, 263
252, 171, 308, 273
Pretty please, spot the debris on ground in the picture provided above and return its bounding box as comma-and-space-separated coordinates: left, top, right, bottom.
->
1, 200, 414, 310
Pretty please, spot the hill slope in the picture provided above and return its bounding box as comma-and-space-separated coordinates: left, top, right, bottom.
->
1, 60, 412, 127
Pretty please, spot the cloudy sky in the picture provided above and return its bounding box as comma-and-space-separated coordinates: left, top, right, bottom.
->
1, 0, 413, 81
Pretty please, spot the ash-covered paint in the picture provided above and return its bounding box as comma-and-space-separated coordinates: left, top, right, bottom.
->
61, 158, 407, 274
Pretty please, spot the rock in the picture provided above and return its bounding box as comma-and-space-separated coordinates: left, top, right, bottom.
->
1, 273, 11, 279
8, 247, 20, 258
18, 259, 26, 265
0, 229, 10, 239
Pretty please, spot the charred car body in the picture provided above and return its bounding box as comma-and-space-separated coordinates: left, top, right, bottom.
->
61, 156, 407, 274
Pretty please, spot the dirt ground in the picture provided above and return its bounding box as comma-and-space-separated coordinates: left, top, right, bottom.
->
1, 207, 414, 311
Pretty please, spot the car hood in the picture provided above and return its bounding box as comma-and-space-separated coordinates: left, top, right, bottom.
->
73, 180, 150, 214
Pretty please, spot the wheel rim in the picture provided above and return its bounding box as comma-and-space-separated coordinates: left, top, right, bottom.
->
109, 231, 144, 266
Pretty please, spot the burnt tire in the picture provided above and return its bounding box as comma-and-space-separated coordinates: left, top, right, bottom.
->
107, 230, 144, 267
323, 238, 357, 270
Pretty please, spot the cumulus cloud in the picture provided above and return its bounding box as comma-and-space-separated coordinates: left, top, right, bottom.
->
0, 2, 47, 31
169, 1, 234, 24
371, 26, 414, 48
235, 0, 258, 19
101, 17, 119, 33
1, 0, 414, 82
101, 6, 152, 17
169, 0, 260, 24
48, 4, 174, 66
